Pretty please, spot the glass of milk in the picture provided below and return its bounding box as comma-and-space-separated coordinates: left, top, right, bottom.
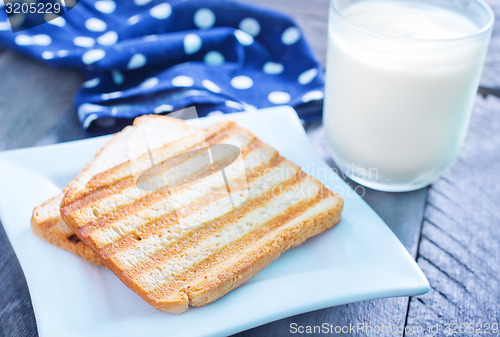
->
323, 0, 494, 191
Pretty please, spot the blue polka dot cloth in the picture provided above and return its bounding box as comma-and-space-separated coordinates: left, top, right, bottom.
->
0, 0, 325, 134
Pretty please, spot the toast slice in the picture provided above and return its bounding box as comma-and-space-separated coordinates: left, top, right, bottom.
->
31, 115, 200, 265
60, 120, 344, 313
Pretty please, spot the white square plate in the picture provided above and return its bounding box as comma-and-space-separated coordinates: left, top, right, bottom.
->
0, 106, 428, 337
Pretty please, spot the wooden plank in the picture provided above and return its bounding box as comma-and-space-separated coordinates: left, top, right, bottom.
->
34, 106, 86, 147
0, 50, 83, 151
235, 298, 410, 337
406, 95, 500, 333
0, 226, 37, 337
481, 0, 500, 89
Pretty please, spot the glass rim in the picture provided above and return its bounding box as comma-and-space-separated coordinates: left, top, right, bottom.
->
330, 0, 495, 43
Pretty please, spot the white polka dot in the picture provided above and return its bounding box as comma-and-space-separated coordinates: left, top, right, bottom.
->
42, 51, 54, 60
144, 34, 158, 42
73, 36, 95, 48
128, 15, 140, 25
83, 77, 100, 88
95, 0, 116, 14
77, 104, 101, 121
82, 49, 105, 65
243, 103, 257, 111
298, 68, 318, 85
281, 27, 301, 45
141, 77, 159, 89
96, 117, 116, 128
0, 21, 10, 31
97, 31, 118, 46
263, 62, 283, 75
225, 101, 242, 109
57, 50, 68, 57
230, 76, 253, 90
15, 35, 32, 46
134, 0, 151, 6
239, 18, 260, 37
101, 91, 122, 100
112, 70, 124, 85
150, 3, 171, 19
302, 90, 324, 103
172, 75, 194, 87
202, 79, 221, 93
194, 8, 215, 29
45, 15, 65, 27
184, 34, 202, 54
78, 103, 102, 120
204, 51, 224, 65
268, 91, 291, 104
83, 114, 99, 129
127, 53, 147, 69
31, 34, 51, 45
154, 104, 173, 114
85, 18, 107, 32
234, 30, 253, 46
207, 110, 224, 116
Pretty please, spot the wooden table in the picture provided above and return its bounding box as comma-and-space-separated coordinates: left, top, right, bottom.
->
1, 1, 499, 336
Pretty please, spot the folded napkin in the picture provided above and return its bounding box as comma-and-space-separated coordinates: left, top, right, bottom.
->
0, 0, 324, 134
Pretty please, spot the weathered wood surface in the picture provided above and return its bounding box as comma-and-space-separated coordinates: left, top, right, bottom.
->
405, 95, 500, 336
0, 52, 83, 152
0, 0, 499, 336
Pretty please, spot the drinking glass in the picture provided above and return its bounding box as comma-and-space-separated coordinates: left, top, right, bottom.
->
323, 0, 494, 191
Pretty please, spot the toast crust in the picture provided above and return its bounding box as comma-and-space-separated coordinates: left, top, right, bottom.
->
60, 120, 344, 313
31, 195, 103, 265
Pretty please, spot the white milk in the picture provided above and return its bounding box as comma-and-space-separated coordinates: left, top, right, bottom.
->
323, 0, 491, 190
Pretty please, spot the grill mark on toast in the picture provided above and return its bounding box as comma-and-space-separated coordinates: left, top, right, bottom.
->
64, 142, 211, 214
83, 136, 264, 248
139, 177, 319, 297
121, 164, 303, 278
133, 176, 318, 293
62, 122, 241, 214
186, 195, 342, 306
82, 150, 234, 237
107, 152, 290, 268
99, 151, 282, 259
154, 191, 334, 304
100, 147, 282, 263
66, 127, 253, 237
79, 189, 170, 238
85, 121, 237, 191
62, 177, 137, 214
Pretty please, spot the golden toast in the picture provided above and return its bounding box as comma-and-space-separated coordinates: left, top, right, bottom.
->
60, 120, 344, 313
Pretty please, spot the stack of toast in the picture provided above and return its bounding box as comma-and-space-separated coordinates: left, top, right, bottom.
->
31, 114, 344, 313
